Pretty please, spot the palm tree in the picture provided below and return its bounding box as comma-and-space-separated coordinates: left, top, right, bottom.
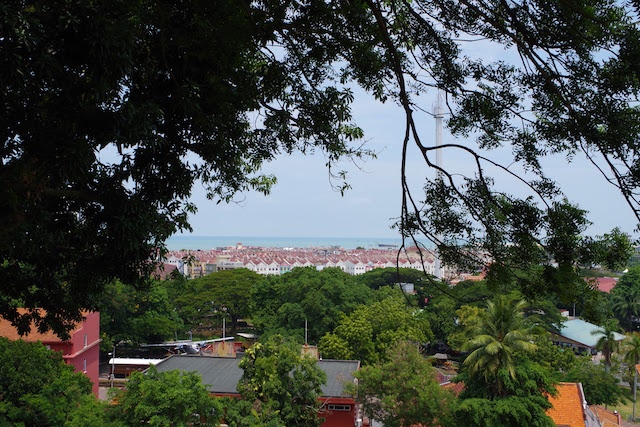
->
591, 319, 621, 372
611, 286, 640, 330
462, 294, 538, 397
624, 333, 640, 421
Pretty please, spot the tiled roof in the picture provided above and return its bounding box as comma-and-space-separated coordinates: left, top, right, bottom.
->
546, 383, 586, 427
590, 277, 617, 293
0, 309, 84, 342
589, 405, 621, 426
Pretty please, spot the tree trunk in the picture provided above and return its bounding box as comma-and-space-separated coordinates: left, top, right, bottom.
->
634, 366, 638, 421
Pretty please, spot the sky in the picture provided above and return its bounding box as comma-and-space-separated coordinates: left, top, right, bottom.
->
176, 34, 640, 240
180, 90, 640, 240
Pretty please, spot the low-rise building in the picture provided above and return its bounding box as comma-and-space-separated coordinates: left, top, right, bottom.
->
0, 310, 101, 396
154, 354, 361, 427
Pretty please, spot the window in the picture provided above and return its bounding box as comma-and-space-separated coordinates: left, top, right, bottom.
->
328, 405, 351, 411
83, 358, 87, 373
83, 334, 88, 348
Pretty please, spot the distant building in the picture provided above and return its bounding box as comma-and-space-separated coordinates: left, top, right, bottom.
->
551, 319, 626, 355
0, 310, 101, 396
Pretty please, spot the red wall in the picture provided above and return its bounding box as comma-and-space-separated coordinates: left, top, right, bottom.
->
319, 397, 358, 427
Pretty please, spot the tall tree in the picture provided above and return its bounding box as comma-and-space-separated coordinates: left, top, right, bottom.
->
110, 366, 220, 427
591, 319, 622, 372
462, 294, 539, 397
251, 267, 374, 343
454, 357, 556, 427
0, 0, 375, 336
223, 335, 326, 427
175, 268, 262, 336
624, 333, 640, 420
353, 341, 455, 427
610, 286, 640, 331
0, 338, 95, 427
318, 293, 433, 365
563, 355, 628, 406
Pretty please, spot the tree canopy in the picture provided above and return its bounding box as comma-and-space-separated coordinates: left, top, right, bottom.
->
3, 0, 640, 336
318, 293, 433, 365
353, 341, 455, 427
223, 334, 326, 427
111, 366, 221, 427
251, 267, 374, 343
0, 337, 95, 427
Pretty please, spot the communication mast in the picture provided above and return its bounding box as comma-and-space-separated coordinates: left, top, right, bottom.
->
433, 92, 445, 279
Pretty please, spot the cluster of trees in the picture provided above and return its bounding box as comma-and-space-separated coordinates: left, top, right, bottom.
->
9, 259, 640, 426
96, 260, 640, 426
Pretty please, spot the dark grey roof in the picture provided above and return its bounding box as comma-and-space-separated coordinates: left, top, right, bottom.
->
154, 356, 360, 398
317, 359, 360, 397
155, 355, 244, 394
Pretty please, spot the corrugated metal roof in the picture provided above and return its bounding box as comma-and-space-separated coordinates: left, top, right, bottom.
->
559, 319, 625, 348
154, 355, 359, 397
317, 359, 360, 397
155, 356, 244, 394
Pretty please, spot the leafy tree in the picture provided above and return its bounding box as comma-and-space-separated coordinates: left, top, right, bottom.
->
318, 293, 433, 365
453, 357, 556, 427
447, 305, 485, 352
0, 0, 374, 336
624, 333, 640, 420
352, 341, 455, 427
423, 295, 458, 345
98, 280, 183, 349
0, 337, 95, 427
5, 0, 640, 338
175, 268, 262, 336
222, 335, 326, 427
110, 366, 220, 427
527, 332, 577, 377
563, 356, 628, 406
461, 294, 540, 396
610, 285, 640, 331
251, 267, 374, 343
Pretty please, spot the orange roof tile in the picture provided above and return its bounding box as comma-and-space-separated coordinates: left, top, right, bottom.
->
546, 383, 586, 427
0, 309, 84, 342
589, 405, 621, 426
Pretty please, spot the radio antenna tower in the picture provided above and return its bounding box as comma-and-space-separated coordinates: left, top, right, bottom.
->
433, 92, 445, 279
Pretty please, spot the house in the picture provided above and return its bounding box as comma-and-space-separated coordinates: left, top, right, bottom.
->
153, 355, 361, 427
551, 319, 626, 354
589, 277, 618, 294
546, 382, 606, 427
0, 310, 101, 396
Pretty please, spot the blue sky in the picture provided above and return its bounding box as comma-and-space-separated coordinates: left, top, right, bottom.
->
181, 90, 640, 239
175, 35, 640, 240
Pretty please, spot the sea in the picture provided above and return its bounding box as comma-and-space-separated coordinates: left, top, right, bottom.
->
165, 235, 407, 251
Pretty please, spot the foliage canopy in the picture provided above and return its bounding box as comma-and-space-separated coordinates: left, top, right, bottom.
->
3, 0, 640, 335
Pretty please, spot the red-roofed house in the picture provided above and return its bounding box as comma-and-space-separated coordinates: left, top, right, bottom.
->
0, 311, 101, 396
546, 382, 600, 427
590, 277, 618, 294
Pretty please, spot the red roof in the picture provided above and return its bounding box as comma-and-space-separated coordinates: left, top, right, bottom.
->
591, 277, 617, 293
546, 383, 586, 427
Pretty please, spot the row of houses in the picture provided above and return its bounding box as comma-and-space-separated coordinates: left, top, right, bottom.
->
164, 245, 446, 278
